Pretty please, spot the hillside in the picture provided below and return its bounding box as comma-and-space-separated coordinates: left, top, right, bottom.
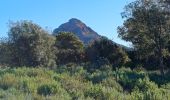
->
53, 18, 132, 51
53, 18, 100, 44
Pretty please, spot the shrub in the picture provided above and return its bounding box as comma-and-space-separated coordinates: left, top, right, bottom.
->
0, 66, 170, 99
117, 68, 146, 91
86, 37, 130, 68
84, 84, 104, 99
0, 74, 18, 90
135, 77, 158, 92
54, 32, 84, 64
101, 77, 123, 92
37, 84, 55, 96
131, 77, 168, 100
57, 73, 88, 99
86, 70, 111, 84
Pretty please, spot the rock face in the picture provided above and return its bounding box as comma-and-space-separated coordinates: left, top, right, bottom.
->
53, 18, 100, 44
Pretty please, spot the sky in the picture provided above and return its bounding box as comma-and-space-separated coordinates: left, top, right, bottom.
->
0, 0, 135, 46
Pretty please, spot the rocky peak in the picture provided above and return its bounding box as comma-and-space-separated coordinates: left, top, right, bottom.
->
69, 18, 82, 24
53, 18, 100, 44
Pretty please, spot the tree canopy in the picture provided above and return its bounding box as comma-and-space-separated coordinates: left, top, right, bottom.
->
86, 37, 129, 67
7, 21, 56, 67
118, 0, 170, 74
54, 32, 84, 64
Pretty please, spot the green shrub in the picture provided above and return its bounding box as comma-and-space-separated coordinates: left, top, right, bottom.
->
84, 84, 125, 100
37, 84, 56, 96
0, 66, 170, 99
101, 77, 123, 92
86, 70, 112, 84
131, 77, 168, 100
117, 68, 145, 91
0, 74, 18, 90
57, 73, 88, 99
85, 84, 104, 99
135, 77, 158, 92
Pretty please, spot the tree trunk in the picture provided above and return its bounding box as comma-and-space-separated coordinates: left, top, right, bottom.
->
159, 53, 165, 76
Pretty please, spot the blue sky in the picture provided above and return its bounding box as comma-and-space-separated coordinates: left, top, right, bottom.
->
0, 0, 134, 46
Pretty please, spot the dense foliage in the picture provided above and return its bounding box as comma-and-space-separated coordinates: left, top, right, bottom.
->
54, 32, 84, 64
0, 21, 129, 69
0, 67, 169, 100
118, 0, 170, 74
1, 21, 56, 67
86, 37, 129, 68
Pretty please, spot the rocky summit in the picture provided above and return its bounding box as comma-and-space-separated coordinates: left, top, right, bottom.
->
53, 18, 100, 44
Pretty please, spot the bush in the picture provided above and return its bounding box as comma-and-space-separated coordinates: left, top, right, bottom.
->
56, 73, 88, 99
37, 84, 56, 96
101, 77, 123, 92
0, 74, 18, 90
0, 67, 170, 99
116, 67, 146, 91
135, 77, 158, 92
86, 37, 130, 68
84, 84, 104, 99
131, 77, 168, 100
54, 32, 84, 64
86, 70, 112, 84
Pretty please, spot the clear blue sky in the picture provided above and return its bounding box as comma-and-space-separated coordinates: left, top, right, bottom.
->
0, 0, 134, 46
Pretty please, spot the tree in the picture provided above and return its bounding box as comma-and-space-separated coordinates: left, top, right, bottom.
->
86, 37, 129, 68
118, 0, 170, 75
8, 20, 56, 67
54, 32, 84, 64
0, 38, 13, 66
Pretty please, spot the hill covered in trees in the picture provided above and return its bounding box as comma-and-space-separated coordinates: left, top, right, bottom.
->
0, 0, 170, 99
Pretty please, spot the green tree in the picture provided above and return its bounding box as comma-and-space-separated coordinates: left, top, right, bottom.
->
86, 37, 129, 67
8, 20, 56, 67
118, 0, 170, 75
54, 32, 84, 64
0, 38, 13, 66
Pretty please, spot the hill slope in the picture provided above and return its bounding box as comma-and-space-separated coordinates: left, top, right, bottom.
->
53, 18, 100, 44
53, 18, 132, 51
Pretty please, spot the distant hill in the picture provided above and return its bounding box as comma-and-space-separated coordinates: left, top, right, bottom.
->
53, 18, 100, 44
53, 18, 132, 51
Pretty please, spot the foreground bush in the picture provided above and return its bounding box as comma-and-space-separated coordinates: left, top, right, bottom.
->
0, 67, 169, 100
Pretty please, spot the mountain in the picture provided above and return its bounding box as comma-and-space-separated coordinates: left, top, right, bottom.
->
53, 18, 100, 44
53, 18, 133, 51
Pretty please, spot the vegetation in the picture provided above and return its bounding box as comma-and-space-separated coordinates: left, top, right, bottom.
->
118, 0, 170, 75
0, 66, 169, 100
86, 37, 130, 68
1, 0, 170, 99
1, 21, 56, 67
54, 32, 84, 64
